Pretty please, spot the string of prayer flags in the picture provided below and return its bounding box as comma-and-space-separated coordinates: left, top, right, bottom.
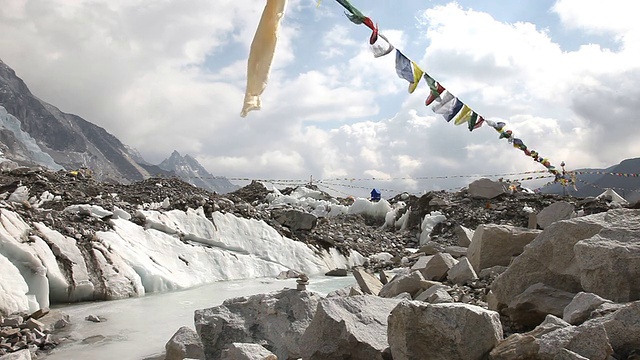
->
484, 119, 560, 176
335, 0, 378, 44
240, 0, 288, 117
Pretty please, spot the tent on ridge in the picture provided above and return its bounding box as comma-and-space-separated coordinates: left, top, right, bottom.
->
595, 188, 628, 205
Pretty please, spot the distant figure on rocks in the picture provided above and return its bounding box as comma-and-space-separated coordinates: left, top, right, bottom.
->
370, 188, 381, 202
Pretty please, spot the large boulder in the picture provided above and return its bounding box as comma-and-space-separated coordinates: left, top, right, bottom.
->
467, 178, 508, 199
272, 209, 317, 231
492, 300, 640, 360
491, 209, 640, 310
536, 201, 576, 229
447, 257, 478, 285
165, 326, 205, 360
467, 224, 541, 272
194, 289, 321, 360
353, 268, 384, 295
388, 301, 502, 360
379, 271, 426, 298
300, 295, 401, 360
453, 225, 474, 247
563, 292, 611, 325
419, 253, 458, 281
504, 283, 576, 327
574, 227, 640, 302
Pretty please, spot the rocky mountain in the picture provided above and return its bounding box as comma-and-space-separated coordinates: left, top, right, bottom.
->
541, 157, 640, 203
0, 58, 236, 192
159, 150, 238, 194
0, 58, 153, 183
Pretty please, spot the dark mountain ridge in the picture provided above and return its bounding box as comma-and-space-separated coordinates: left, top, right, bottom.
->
0, 58, 236, 193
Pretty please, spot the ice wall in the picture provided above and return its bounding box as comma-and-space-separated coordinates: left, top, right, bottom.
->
0, 206, 362, 315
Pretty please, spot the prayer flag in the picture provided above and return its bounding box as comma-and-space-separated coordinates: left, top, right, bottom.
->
408, 62, 424, 94
395, 50, 414, 83
370, 34, 394, 58
241, 0, 288, 117
424, 73, 445, 105
468, 114, 484, 131
432, 92, 463, 122
453, 104, 473, 125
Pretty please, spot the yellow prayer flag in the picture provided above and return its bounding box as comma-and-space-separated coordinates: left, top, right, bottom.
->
453, 104, 473, 125
241, 0, 288, 117
408, 62, 424, 94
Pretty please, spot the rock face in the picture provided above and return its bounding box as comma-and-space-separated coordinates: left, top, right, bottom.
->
466, 224, 541, 272
165, 326, 205, 360
0, 59, 151, 183
194, 289, 321, 360
300, 295, 401, 360
491, 209, 640, 310
388, 301, 503, 360
467, 178, 508, 199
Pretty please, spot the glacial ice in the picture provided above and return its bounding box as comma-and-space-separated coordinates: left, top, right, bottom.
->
1, 187, 405, 315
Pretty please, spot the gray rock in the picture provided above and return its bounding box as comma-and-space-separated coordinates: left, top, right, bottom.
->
301, 295, 401, 360
379, 271, 425, 298
492, 209, 640, 310
220, 343, 276, 360
444, 245, 468, 258
467, 224, 541, 272
420, 253, 458, 281
410, 255, 433, 273
165, 326, 205, 360
272, 209, 317, 231
415, 284, 453, 304
491, 313, 615, 360
353, 268, 383, 295
467, 178, 508, 199
574, 227, 640, 302
537, 201, 576, 229
0, 349, 32, 360
447, 257, 478, 285
453, 225, 474, 247
478, 266, 508, 280
563, 292, 611, 325
505, 283, 576, 327
195, 289, 320, 360
388, 301, 502, 360
325, 268, 348, 277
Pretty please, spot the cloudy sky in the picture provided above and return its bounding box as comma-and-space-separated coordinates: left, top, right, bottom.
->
1, 0, 639, 196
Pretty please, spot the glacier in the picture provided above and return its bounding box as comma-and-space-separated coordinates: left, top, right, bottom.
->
0, 181, 438, 316
0, 203, 363, 315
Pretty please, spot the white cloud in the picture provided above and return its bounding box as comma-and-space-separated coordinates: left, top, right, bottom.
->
1, 1, 639, 198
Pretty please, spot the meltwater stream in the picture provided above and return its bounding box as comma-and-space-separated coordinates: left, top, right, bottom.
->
44, 275, 355, 360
